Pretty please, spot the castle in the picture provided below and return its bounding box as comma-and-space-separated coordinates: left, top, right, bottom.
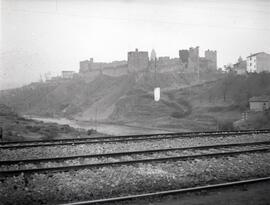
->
179, 47, 217, 73
78, 47, 217, 77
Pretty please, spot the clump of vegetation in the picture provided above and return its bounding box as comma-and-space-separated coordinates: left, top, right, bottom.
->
87, 129, 97, 135
217, 120, 234, 131
171, 111, 185, 118
0, 104, 85, 141
212, 72, 270, 108
170, 98, 192, 119
247, 110, 270, 129
207, 105, 238, 112
0, 104, 17, 116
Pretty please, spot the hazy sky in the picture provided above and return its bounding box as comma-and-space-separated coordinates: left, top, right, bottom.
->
1, 0, 270, 89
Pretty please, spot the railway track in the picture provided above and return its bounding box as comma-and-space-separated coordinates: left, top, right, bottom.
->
1, 140, 270, 177
1, 129, 270, 149
59, 176, 270, 205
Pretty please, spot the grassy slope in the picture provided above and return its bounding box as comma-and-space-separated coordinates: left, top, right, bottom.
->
0, 104, 86, 141
5, 71, 268, 131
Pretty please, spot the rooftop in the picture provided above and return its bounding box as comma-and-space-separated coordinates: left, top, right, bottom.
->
246, 52, 268, 58
249, 96, 270, 102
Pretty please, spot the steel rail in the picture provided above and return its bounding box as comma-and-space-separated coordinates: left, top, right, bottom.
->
59, 176, 270, 205
1, 130, 270, 149
1, 129, 269, 145
1, 140, 270, 165
0, 147, 269, 177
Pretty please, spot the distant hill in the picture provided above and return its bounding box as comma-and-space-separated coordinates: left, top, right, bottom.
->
0, 71, 198, 121
3, 70, 251, 131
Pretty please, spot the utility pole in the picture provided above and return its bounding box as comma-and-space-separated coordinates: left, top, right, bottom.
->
153, 55, 160, 102
0, 127, 2, 141
154, 56, 157, 87
95, 106, 98, 131
197, 60, 200, 82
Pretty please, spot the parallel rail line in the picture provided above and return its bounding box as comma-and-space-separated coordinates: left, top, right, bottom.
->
1, 129, 270, 149
1, 146, 269, 177
1, 140, 270, 165
59, 176, 270, 205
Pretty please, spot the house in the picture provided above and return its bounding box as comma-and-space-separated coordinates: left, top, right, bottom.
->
249, 96, 270, 111
246, 52, 270, 73
62, 71, 75, 79
233, 56, 247, 75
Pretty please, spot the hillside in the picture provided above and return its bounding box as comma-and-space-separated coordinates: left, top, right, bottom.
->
3, 71, 270, 131
0, 104, 92, 141
0, 74, 136, 119
0, 71, 199, 120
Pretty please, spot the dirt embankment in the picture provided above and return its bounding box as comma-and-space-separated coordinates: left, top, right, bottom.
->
0, 104, 96, 141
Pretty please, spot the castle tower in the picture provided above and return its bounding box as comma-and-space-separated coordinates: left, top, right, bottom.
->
127, 48, 149, 72
188, 46, 200, 73
79, 58, 94, 73
205, 49, 217, 70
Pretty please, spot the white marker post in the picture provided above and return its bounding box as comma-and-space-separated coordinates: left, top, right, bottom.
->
154, 87, 160, 102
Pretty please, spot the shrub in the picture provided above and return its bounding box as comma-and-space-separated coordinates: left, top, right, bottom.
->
217, 120, 234, 131
171, 111, 185, 119
87, 129, 97, 135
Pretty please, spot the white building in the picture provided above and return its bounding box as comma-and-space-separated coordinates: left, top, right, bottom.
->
249, 96, 270, 112
62, 71, 75, 79
246, 52, 270, 73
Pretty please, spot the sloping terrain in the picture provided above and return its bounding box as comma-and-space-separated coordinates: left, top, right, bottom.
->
0, 104, 84, 141
0, 72, 194, 120
75, 75, 136, 120
1, 71, 244, 131
109, 88, 190, 122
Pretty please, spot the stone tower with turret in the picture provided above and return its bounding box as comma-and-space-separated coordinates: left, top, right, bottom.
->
188, 46, 200, 73
205, 49, 217, 70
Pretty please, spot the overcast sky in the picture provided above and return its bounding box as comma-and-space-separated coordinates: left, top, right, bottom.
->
1, 0, 270, 89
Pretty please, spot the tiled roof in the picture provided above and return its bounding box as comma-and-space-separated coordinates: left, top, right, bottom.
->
247, 52, 266, 58
249, 96, 270, 102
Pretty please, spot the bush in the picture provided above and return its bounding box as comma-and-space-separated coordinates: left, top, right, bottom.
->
218, 120, 234, 131
25, 125, 41, 132
171, 111, 185, 119
87, 129, 97, 135
249, 110, 270, 129
208, 105, 238, 112
39, 126, 59, 140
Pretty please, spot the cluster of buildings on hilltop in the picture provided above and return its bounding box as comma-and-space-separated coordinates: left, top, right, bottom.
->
233, 52, 270, 75
78, 47, 218, 77
53, 49, 270, 82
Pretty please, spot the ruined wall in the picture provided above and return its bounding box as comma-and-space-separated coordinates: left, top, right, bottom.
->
101, 65, 128, 77
79, 58, 126, 73
157, 57, 182, 73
